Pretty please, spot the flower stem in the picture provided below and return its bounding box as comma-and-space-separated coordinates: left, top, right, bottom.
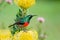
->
22, 9, 27, 18
37, 23, 42, 40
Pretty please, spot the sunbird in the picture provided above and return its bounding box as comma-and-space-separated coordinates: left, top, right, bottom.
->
9, 15, 36, 27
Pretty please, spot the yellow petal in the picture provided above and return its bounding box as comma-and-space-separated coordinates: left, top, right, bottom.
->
14, 0, 35, 9
13, 30, 38, 40
0, 30, 12, 40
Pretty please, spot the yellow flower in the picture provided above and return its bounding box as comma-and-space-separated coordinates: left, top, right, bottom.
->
14, 0, 35, 9
13, 30, 38, 40
0, 30, 12, 40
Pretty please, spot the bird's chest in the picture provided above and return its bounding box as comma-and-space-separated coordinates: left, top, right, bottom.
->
17, 22, 29, 27
23, 22, 29, 27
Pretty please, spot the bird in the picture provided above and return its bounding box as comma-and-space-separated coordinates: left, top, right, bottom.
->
9, 15, 37, 27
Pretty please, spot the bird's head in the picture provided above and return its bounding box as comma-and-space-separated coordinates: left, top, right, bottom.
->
26, 14, 37, 19
24, 14, 37, 23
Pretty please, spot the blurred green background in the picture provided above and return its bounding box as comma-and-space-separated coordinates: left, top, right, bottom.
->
0, 0, 60, 40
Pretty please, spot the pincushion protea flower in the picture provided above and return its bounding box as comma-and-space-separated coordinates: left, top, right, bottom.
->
14, 0, 35, 9
0, 30, 12, 40
13, 30, 38, 40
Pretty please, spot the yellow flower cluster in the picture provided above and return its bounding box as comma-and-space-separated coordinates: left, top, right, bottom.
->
0, 30, 38, 40
0, 30, 12, 40
13, 30, 38, 40
14, 0, 35, 9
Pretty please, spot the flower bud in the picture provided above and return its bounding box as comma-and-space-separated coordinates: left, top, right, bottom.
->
37, 17, 45, 23
5, 0, 12, 5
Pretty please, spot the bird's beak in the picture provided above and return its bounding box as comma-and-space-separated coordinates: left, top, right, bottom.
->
32, 15, 37, 16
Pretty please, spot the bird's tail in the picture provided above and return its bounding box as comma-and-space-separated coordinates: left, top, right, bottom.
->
8, 23, 15, 27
